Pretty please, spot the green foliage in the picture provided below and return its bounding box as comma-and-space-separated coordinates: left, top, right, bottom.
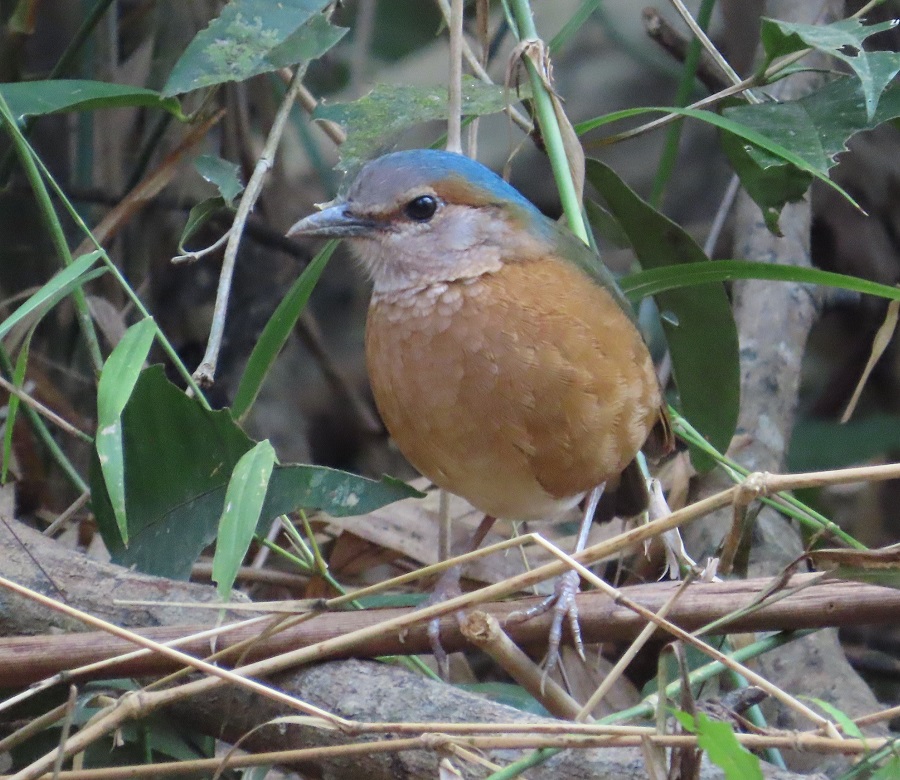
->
95, 318, 158, 544
194, 154, 245, 205
586, 159, 740, 469
674, 711, 764, 780
90, 367, 421, 579
314, 78, 530, 172
162, 0, 347, 96
212, 439, 276, 599
723, 78, 900, 231
0, 80, 184, 121
759, 17, 900, 118
232, 241, 336, 420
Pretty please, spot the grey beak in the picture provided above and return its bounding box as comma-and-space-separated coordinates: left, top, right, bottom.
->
287, 202, 377, 239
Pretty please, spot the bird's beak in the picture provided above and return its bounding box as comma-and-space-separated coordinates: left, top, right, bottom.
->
287, 202, 377, 239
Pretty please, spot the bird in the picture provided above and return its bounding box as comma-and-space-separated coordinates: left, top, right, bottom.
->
287, 149, 672, 675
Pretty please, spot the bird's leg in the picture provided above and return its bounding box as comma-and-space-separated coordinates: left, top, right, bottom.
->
508, 483, 605, 680
425, 512, 497, 678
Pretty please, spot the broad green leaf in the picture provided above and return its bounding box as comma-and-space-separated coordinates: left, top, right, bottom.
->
162, 1, 346, 96
675, 711, 763, 780
620, 259, 900, 303
871, 756, 900, 779
232, 241, 335, 420
213, 439, 276, 599
314, 77, 530, 172
194, 154, 244, 204
0, 80, 184, 121
0, 250, 104, 340
760, 17, 900, 119
95, 318, 157, 544
575, 103, 858, 213
722, 78, 900, 229
789, 414, 900, 472
586, 159, 739, 469
178, 197, 227, 252
90, 366, 422, 579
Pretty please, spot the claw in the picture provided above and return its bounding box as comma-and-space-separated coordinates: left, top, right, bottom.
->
507, 568, 585, 685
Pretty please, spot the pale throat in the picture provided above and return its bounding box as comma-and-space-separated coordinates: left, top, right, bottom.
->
348, 205, 545, 296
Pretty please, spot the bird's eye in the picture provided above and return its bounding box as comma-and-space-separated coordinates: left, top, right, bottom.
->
404, 195, 438, 222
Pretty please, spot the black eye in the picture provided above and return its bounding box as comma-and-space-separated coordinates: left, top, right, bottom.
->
404, 195, 438, 222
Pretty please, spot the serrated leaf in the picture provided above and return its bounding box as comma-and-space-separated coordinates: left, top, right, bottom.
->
586, 159, 740, 469
162, 1, 346, 96
232, 241, 335, 420
90, 366, 422, 578
314, 77, 529, 172
194, 154, 244, 204
213, 439, 276, 599
96, 318, 157, 544
0, 251, 105, 340
0, 80, 184, 121
760, 17, 900, 119
722, 78, 900, 229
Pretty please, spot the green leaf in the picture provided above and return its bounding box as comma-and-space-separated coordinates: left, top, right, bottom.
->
194, 154, 244, 204
760, 17, 900, 119
212, 439, 276, 600
789, 414, 900, 472
95, 319, 157, 545
871, 756, 900, 779
0, 250, 105, 340
232, 241, 335, 420
620, 259, 900, 303
676, 711, 763, 780
162, 1, 347, 96
586, 159, 740, 469
0, 80, 184, 121
575, 101, 862, 229
722, 78, 900, 229
178, 197, 227, 252
90, 366, 422, 579
314, 77, 529, 172
804, 697, 864, 740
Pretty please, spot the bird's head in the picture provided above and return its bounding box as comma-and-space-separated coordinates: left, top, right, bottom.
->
287, 149, 554, 293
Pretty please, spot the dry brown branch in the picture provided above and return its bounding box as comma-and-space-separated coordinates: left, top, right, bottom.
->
0, 573, 896, 687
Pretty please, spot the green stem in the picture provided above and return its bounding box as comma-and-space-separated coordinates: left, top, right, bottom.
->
485, 630, 812, 779
672, 410, 866, 550
506, 0, 588, 243
650, 0, 716, 208
19, 137, 210, 406
0, 0, 117, 183
0, 93, 105, 375
0, 347, 89, 494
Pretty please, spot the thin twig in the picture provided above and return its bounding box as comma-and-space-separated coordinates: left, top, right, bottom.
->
0, 375, 92, 443
446, 0, 464, 153
193, 68, 308, 386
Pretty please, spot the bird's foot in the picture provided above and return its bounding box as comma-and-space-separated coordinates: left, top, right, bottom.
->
508, 569, 584, 684
423, 563, 463, 679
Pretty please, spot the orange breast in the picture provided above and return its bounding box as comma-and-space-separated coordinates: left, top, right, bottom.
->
365, 256, 663, 521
